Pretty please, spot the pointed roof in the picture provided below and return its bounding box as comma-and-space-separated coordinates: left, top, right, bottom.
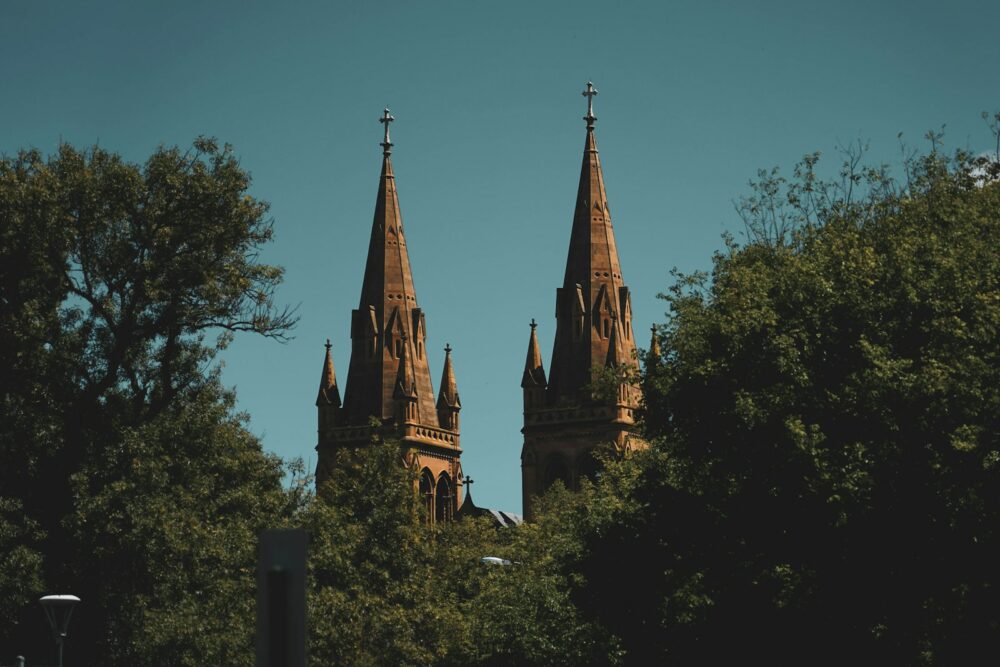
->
605, 314, 621, 367
437, 343, 461, 408
546, 83, 640, 405
393, 334, 418, 400
521, 319, 548, 388
316, 339, 341, 407
341, 110, 439, 425
649, 324, 661, 361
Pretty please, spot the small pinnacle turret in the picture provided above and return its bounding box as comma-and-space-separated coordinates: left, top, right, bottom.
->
437, 344, 460, 408
316, 339, 341, 407
521, 319, 548, 412
648, 324, 661, 365
521, 319, 548, 388
437, 344, 461, 431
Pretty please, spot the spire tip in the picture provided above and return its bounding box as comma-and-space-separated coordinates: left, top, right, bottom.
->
379, 107, 395, 155
582, 81, 598, 127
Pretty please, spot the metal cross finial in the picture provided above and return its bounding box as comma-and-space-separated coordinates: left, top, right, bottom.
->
325, 338, 332, 351
530, 318, 537, 330
582, 81, 598, 127
444, 343, 452, 354
379, 107, 394, 154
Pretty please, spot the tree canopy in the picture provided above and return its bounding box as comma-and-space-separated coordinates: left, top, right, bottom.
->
0, 139, 299, 665
576, 128, 1000, 664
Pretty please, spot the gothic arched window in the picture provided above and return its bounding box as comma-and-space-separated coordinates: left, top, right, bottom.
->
420, 469, 435, 523
543, 453, 571, 491
435, 474, 453, 523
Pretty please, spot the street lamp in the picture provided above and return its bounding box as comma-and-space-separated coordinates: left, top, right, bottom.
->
38, 595, 80, 667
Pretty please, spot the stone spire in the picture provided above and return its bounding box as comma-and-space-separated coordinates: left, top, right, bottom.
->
648, 324, 661, 366
437, 344, 461, 431
521, 319, 547, 388
437, 344, 460, 407
316, 109, 462, 515
521, 319, 547, 411
520, 83, 645, 520
546, 82, 639, 404
316, 339, 341, 407
341, 109, 439, 426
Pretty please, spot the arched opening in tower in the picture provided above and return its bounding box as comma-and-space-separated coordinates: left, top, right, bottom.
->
420, 469, 435, 522
435, 473, 453, 523
543, 453, 571, 491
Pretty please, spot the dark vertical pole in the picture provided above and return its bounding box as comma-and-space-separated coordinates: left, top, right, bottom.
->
266, 569, 289, 665
256, 529, 307, 667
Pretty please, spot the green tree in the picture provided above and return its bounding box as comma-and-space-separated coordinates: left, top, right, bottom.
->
305, 437, 622, 666
0, 139, 297, 664
578, 128, 1000, 664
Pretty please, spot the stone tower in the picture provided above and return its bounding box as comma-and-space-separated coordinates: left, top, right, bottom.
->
520, 83, 643, 519
316, 109, 463, 522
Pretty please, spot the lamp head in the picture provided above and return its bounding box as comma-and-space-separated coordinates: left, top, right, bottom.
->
39, 595, 81, 639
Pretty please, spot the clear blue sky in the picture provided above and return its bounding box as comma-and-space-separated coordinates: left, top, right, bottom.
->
3, 0, 997, 512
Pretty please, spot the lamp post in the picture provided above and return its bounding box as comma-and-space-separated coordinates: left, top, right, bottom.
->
38, 595, 80, 667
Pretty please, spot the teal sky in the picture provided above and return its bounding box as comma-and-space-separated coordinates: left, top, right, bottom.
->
3, 0, 997, 512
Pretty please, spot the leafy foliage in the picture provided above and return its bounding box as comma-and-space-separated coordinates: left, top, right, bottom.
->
0, 139, 297, 664
582, 129, 1000, 663
305, 439, 619, 666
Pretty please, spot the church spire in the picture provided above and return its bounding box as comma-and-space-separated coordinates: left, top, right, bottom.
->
545, 82, 639, 404
316, 339, 341, 407
317, 109, 462, 512
341, 109, 439, 426
520, 83, 645, 520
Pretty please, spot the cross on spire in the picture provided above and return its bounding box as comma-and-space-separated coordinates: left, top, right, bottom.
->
582, 81, 598, 128
379, 107, 394, 155
530, 318, 537, 330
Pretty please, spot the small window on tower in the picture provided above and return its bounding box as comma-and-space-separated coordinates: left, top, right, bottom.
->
604, 319, 610, 338
395, 339, 402, 358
